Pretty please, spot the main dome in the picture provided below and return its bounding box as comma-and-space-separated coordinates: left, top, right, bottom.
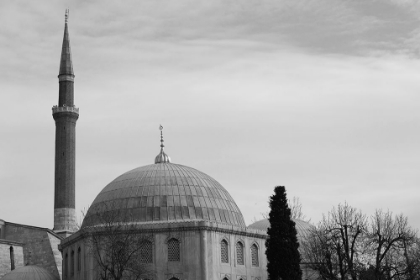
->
82, 163, 246, 228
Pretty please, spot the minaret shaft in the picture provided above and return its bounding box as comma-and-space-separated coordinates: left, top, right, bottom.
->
54, 115, 77, 209
53, 11, 78, 238
58, 81, 74, 106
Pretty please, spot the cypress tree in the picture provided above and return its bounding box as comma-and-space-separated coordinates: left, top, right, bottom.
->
266, 186, 302, 280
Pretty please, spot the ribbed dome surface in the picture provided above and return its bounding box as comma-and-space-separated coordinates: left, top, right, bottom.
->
1, 266, 58, 280
248, 218, 313, 238
82, 163, 246, 228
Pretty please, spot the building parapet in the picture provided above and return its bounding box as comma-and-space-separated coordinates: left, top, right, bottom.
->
0, 239, 24, 246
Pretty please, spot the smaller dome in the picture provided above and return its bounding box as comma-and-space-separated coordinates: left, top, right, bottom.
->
248, 218, 313, 238
1, 266, 58, 280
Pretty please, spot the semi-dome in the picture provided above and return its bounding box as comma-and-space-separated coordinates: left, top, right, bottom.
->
82, 163, 246, 228
1, 265, 58, 280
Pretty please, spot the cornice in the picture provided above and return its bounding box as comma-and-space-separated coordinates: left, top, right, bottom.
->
61, 221, 267, 248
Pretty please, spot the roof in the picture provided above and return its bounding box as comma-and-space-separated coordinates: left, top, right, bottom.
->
82, 163, 246, 228
2, 221, 62, 240
1, 266, 58, 280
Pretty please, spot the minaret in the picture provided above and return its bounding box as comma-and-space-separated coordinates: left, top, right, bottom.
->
52, 9, 78, 238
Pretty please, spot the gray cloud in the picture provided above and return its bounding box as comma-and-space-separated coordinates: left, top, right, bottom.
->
1, 0, 420, 230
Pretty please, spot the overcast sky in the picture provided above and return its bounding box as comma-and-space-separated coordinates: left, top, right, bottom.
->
1, 0, 420, 231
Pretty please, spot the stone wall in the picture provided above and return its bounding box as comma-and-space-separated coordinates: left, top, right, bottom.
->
61, 221, 268, 280
0, 240, 24, 278
4, 222, 62, 279
207, 231, 267, 280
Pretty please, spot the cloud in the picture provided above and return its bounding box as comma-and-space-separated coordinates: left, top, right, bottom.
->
1, 0, 420, 230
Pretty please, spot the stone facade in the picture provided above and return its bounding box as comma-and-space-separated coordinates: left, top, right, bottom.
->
60, 221, 267, 280
0, 221, 62, 279
0, 240, 24, 278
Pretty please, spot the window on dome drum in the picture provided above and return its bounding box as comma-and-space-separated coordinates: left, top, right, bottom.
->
223, 277, 229, 280
71, 250, 75, 276
77, 247, 81, 272
9, 246, 15, 270
221, 239, 229, 263
168, 238, 180, 262
236, 242, 244, 265
169, 277, 179, 280
139, 240, 153, 263
251, 244, 259, 266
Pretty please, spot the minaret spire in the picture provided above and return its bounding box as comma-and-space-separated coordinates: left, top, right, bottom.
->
155, 125, 171, 164
59, 9, 74, 82
52, 10, 79, 238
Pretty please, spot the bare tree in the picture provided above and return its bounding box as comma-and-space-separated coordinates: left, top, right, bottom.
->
403, 236, 420, 279
82, 201, 154, 280
365, 210, 417, 280
301, 226, 341, 280
301, 204, 420, 280
301, 202, 367, 280
326, 203, 367, 280
289, 196, 307, 221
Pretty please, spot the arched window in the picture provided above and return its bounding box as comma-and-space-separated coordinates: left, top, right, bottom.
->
236, 242, 244, 265
139, 240, 153, 263
251, 244, 259, 266
77, 247, 81, 272
169, 278, 179, 280
71, 250, 75, 276
222, 278, 229, 280
168, 238, 180, 262
10, 246, 15, 270
221, 239, 229, 263
65, 253, 68, 279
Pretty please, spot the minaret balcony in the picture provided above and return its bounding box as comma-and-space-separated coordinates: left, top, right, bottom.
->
52, 105, 79, 115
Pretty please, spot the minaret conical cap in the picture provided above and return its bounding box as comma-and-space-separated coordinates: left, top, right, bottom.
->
59, 9, 74, 77
155, 125, 171, 164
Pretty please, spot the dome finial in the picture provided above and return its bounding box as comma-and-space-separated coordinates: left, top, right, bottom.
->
160, 124, 164, 148
155, 125, 171, 164
65, 9, 69, 23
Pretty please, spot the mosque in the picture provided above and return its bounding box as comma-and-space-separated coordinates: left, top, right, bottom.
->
0, 12, 314, 280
